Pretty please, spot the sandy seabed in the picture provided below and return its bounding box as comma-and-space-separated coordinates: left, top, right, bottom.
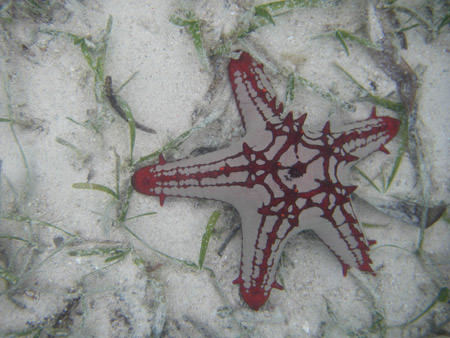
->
0, 1, 449, 337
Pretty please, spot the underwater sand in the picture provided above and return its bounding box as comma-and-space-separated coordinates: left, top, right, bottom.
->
0, 0, 449, 337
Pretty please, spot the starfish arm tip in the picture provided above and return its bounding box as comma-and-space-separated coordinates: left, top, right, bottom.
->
240, 285, 271, 311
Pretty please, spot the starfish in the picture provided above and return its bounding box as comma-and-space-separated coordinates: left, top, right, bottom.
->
132, 51, 400, 310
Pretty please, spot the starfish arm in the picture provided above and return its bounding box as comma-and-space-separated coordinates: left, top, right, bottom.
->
229, 51, 284, 134
132, 142, 271, 206
328, 108, 400, 166
234, 210, 299, 311
299, 201, 374, 276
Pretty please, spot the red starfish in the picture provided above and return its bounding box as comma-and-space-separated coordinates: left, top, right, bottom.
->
132, 51, 400, 310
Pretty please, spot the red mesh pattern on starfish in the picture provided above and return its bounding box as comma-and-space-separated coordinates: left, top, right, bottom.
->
132, 51, 400, 311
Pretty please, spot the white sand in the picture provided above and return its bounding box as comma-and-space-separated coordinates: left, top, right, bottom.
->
0, 0, 449, 337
